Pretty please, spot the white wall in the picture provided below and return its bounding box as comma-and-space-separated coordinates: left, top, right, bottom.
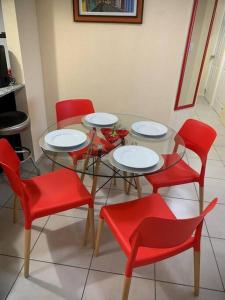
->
1, 0, 47, 160
36, 0, 193, 126
0, 0, 10, 68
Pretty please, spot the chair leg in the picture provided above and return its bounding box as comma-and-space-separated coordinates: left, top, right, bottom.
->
13, 195, 18, 224
199, 186, 204, 213
94, 218, 104, 256
24, 229, 31, 278
83, 209, 90, 246
194, 250, 200, 296
121, 276, 132, 300
89, 207, 95, 248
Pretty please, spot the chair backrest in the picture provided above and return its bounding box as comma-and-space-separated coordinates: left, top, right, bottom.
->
0, 139, 27, 209
177, 119, 217, 162
130, 198, 217, 250
56, 99, 95, 122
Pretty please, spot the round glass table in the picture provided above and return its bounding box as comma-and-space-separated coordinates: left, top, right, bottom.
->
39, 113, 185, 197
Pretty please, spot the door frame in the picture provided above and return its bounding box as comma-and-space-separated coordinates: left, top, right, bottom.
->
174, 0, 218, 110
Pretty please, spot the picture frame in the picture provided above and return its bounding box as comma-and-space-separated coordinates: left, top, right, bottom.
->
73, 0, 144, 24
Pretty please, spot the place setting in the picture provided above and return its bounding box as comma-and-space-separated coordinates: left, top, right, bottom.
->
130, 120, 170, 139
40, 128, 90, 152
110, 144, 164, 174
83, 112, 119, 128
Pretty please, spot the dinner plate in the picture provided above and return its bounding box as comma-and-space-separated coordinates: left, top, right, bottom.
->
110, 155, 164, 174
113, 145, 159, 169
84, 112, 118, 127
44, 129, 87, 148
131, 121, 168, 137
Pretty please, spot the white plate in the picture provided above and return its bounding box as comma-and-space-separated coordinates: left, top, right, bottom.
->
44, 129, 87, 148
131, 121, 168, 137
113, 145, 159, 169
84, 112, 118, 127
110, 155, 164, 174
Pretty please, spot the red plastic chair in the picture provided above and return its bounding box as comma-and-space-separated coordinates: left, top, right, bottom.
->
0, 138, 94, 278
94, 193, 217, 300
145, 119, 217, 212
55, 99, 115, 166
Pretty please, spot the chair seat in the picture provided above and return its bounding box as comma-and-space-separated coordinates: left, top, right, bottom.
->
146, 154, 200, 189
101, 194, 194, 266
23, 168, 92, 221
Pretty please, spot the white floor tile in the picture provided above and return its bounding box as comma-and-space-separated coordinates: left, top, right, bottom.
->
215, 146, 225, 163
0, 208, 47, 257
214, 136, 225, 147
159, 183, 198, 200
83, 270, 155, 300
211, 238, 225, 288
195, 178, 225, 204
205, 204, 225, 239
91, 225, 154, 279
0, 176, 13, 207
7, 260, 87, 300
156, 281, 225, 300
155, 237, 223, 290
0, 255, 23, 299
106, 188, 138, 205
189, 158, 225, 180
164, 197, 208, 236
30, 215, 93, 268
186, 147, 221, 161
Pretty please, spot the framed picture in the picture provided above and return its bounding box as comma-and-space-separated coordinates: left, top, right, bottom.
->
73, 0, 144, 24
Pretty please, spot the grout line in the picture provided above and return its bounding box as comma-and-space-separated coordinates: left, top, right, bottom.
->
208, 236, 225, 292
4, 216, 50, 299
4, 264, 24, 300
81, 183, 111, 299
80, 249, 94, 299
155, 279, 225, 293
154, 264, 157, 300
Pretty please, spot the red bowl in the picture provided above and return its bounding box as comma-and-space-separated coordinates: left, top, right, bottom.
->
106, 135, 120, 143
101, 128, 112, 136
116, 129, 129, 138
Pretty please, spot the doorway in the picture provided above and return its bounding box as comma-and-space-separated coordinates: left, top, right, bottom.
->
199, 0, 225, 120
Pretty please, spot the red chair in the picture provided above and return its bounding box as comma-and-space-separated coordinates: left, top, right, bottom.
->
145, 119, 217, 212
94, 193, 217, 300
0, 138, 94, 278
55, 99, 115, 166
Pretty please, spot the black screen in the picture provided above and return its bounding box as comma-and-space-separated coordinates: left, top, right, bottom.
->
0, 45, 9, 88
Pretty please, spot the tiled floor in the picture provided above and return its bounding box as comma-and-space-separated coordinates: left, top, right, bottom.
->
0, 98, 225, 299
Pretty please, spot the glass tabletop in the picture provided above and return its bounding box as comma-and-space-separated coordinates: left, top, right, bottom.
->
39, 113, 185, 179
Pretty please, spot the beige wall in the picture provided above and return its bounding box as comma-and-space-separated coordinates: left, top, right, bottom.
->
36, 0, 193, 126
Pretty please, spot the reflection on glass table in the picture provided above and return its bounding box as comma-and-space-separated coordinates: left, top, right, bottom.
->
39, 114, 185, 198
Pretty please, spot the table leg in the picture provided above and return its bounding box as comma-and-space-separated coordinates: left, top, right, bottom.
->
127, 175, 133, 195
135, 176, 142, 198
81, 152, 90, 182
91, 156, 101, 198
113, 166, 117, 186
123, 171, 128, 193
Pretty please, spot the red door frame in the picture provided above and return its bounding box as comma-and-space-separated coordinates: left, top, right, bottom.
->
174, 0, 218, 111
